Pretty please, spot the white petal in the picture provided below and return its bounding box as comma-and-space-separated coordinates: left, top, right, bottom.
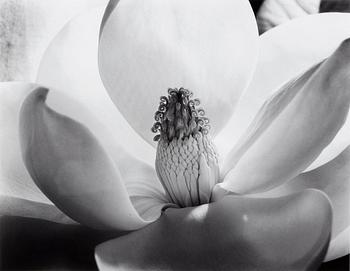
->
0, 82, 50, 203
20, 87, 154, 231
216, 13, 350, 168
325, 227, 350, 261
0, 0, 108, 81
257, 146, 350, 261
256, 0, 321, 33
221, 39, 350, 194
0, 195, 75, 224
98, 0, 258, 146
96, 189, 332, 271
121, 157, 173, 221
36, 7, 155, 164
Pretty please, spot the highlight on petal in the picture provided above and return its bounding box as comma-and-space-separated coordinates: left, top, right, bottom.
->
325, 227, 350, 261
220, 38, 350, 194
258, 146, 350, 261
0, 0, 108, 81
216, 13, 350, 170
36, 7, 155, 164
95, 189, 332, 271
0, 82, 50, 203
19, 87, 152, 231
98, 0, 258, 145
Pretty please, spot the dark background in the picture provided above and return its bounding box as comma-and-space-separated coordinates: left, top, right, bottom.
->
0, 215, 348, 270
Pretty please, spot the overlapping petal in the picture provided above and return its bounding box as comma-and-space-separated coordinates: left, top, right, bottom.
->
326, 227, 350, 261
0, 82, 50, 203
0, 195, 75, 224
256, 0, 320, 33
19, 87, 158, 230
98, 0, 258, 145
259, 146, 350, 261
36, 7, 154, 164
96, 189, 332, 271
216, 13, 350, 168
220, 37, 350, 194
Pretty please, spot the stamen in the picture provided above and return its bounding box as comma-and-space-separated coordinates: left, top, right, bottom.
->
152, 87, 211, 142
153, 88, 219, 208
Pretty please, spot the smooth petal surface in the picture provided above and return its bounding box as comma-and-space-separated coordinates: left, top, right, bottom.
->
216, 13, 350, 170
220, 38, 350, 194
98, 0, 258, 145
36, 7, 154, 164
258, 146, 350, 261
0, 82, 50, 203
1, 81, 165, 221
96, 189, 331, 271
256, 0, 320, 33
19, 87, 152, 231
0, 0, 108, 81
121, 159, 174, 221
325, 227, 350, 261
0, 195, 75, 224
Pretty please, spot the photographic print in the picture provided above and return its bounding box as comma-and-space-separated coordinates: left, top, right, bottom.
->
0, 0, 349, 270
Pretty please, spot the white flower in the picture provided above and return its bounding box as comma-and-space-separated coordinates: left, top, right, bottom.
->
0, 1, 349, 270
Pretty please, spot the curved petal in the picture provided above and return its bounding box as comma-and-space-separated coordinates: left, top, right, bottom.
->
257, 146, 350, 261
122, 159, 175, 221
0, 82, 50, 203
96, 189, 331, 271
98, 0, 258, 146
0, 0, 108, 81
256, 0, 320, 33
19, 87, 152, 231
216, 13, 350, 170
0, 195, 75, 224
36, 7, 155, 164
325, 227, 350, 261
220, 38, 350, 194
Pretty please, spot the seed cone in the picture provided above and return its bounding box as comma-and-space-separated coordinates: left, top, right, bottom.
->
153, 88, 219, 207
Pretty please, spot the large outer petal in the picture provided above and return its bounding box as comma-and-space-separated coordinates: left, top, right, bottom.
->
258, 146, 350, 261
20, 87, 153, 231
1, 81, 167, 226
96, 189, 332, 271
0, 82, 50, 203
36, 7, 155, 164
219, 37, 350, 194
216, 13, 350, 170
98, 0, 258, 146
0, 0, 108, 81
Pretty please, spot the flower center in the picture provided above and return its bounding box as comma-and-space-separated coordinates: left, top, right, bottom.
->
152, 88, 219, 207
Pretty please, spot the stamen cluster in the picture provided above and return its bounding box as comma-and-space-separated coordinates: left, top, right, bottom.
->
152, 88, 210, 142
152, 88, 219, 207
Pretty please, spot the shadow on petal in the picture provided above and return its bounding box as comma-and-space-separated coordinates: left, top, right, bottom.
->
0, 82, 51, 203
216, 13, 350, 172
222, 38, 350, 194
19, 87, 150, 231
96, 189, 332, 271
259, 146, 350, 261
0, 195, 75, 224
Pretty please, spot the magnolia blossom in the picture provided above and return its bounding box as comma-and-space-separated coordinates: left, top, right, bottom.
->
1, 1, 350, 270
